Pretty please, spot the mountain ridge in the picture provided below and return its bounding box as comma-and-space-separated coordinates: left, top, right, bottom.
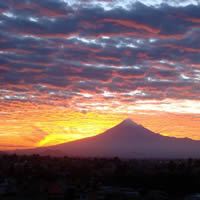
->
10, 118, 200, 158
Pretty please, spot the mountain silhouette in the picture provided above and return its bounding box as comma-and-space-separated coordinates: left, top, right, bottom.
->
13, 119, 200, 158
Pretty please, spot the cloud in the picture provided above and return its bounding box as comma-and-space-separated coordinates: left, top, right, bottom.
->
0, 0, 199, 114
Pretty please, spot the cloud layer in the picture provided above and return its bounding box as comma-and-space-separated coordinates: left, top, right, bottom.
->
0, 0, 200, 113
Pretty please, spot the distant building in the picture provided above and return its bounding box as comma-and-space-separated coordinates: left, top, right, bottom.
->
47, 181, 65, 200
0, 178, 17, 196
185, 194, 200, 200
97, 186, 140, 200
144, 190, 169, 200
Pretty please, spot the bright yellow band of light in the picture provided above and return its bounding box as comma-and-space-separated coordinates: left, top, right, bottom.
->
0, 99, 199, 150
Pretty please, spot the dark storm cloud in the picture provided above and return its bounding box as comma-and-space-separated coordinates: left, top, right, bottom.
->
0, 0, 200, 103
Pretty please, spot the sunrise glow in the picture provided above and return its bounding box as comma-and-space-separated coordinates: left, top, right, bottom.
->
0, 0, 200, 150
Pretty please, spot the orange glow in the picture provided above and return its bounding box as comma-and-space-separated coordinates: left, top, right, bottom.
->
0, 100, 200, 150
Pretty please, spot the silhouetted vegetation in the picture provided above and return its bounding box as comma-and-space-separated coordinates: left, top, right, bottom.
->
0, 154, 200, 199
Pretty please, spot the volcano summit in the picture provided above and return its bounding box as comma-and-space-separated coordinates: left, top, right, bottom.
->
13, 119, 200, 158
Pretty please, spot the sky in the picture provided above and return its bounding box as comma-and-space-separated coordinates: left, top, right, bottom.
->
0, 0, 200, 150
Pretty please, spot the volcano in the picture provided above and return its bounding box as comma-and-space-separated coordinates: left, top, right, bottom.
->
13, 119, 200, 158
